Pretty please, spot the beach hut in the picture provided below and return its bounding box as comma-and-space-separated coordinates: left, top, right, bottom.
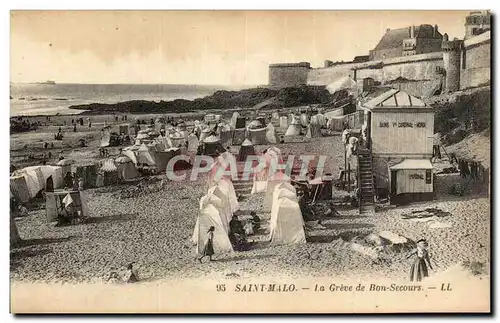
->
305, 123, 322, 139
232, 128, 246, 146
203, 135, 224, 156
230, 112, 241, 128
235, 116, 246, 129
45, 190, 90, 224
300, 113, 310, 127
115, 156, 139, 181
269, 197, 306, 245
238, 139, 255, 162
14, 167, 44, 198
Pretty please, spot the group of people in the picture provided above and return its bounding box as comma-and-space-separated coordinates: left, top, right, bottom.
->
457, 158, 482, 180
62, 171, 84, 191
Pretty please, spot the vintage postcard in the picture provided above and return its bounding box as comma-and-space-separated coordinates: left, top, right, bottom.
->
9, 10, 491, 313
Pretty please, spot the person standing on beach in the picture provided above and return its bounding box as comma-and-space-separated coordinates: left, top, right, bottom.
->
198, 226, 215, 263
407, 239, 433, 282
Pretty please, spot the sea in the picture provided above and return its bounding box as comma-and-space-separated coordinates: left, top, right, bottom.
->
10, 83, 249, 117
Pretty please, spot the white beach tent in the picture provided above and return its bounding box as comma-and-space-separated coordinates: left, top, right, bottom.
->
300, 113, 309, 127
38, 165, 64, 189
279, 116, 288, 129
263, 171, 290, 212
115, 156, 139, 180
122, 147, 139, 165
199, 128, 212, 143
306, 123, 322, 139
14, 166, 45, 198
195, 204, 234, 254
187, 133, 200, 152
137, 143, 156, 166
269, 197, 306, 245
192, 193, 228, 244
285, 116, 302, 137
207, 185, 233, 230
217, 178, 239, 213
251, 151, 279, 194
271, 184, 298, 217
266, 123, 278, 144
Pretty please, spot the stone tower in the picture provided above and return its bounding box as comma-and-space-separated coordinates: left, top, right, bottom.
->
442, 33, 463, 93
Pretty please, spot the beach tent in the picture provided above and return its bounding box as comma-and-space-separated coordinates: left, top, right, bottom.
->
235, 116, 247, 129
219, 124, 234, 148
122, 147, 139, 165
232, 128, 246, 146
279, 116, 288, 129
266, 123, 278, 144
199, 128, 211, 143
38, 165, 64, 189
203, 135, 224, 156
100, 159, 120, 186
115, 156, 139, 180
216, 178, 240, 213
300, 113, 310, 127
187, 133, 200, 152
74, 164, 98, 189
119, 124, 130, 135
315, 113, 327, 127
137, 143, 156, 166
100, 127, 111, 147
207, 185, 233, 230
247, 120, 262, 129
306, 123, 322, 139
57, 159, 74, 178
14, 166, 44, 198
326, 76, 358, 95
194, 204, 234, 254
263, 172, 290, 212
10, 175, 30, 203
169, 131, 186, 148
269, 197, 306, 245
285, 118, 302, 138
251, 150, 280, 194
271, 184, 299, 217
272, 112, 280, 121
231, 112, 241, 128
192, 193, 226, 244
238, 139, 256, 162
248, 127, 267, 145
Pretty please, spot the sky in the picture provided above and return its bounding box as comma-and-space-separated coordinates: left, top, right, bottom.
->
10, 10, 470, 85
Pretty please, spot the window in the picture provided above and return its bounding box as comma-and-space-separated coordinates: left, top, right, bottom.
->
425, 170, 432, 184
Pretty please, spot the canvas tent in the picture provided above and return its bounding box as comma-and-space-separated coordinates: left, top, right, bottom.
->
207, 185, 233, 230
99, 159, 120, 186
115, 156, 139, 180
219, 124, 234, 147
300, 113, 310, 127
263, 171, 290, 212
306, 123, 322, 139
203, 135, 224, 156
279, 116, 288, 128
238, 139, 255, 162
269, 196, 306, 245
100, 127, 111, 147
285, 117, 302, 138
248, 127, 267, 145
217, 178, 239, 213
266, 123, 278, 144
231, 112, 241, 128
10, 175, 30, 203
192, 193, 229, 244
137, 143, 156, 166
194, 204, 234, 254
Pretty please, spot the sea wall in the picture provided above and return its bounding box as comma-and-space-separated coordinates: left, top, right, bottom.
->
460, 31, 491, 89
307, 52, 444, 87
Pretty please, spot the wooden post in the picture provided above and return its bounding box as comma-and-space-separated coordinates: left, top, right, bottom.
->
347, 162, 351, 193
343, 146, 347, 190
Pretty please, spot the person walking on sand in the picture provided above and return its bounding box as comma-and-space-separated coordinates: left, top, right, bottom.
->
198, 226, 215, 263
407, 239, 433, 282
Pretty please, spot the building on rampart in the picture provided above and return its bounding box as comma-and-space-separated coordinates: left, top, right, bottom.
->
268, 62, 311, 88
369, 24, 443, 61
465, 11, 491, 39
268, 13, 490, 95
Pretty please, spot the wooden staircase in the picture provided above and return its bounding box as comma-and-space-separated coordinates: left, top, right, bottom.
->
357, 148, 375, 214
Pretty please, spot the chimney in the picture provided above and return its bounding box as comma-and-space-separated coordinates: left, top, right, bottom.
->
410, 25, 415, 38
434, 24, 438, 37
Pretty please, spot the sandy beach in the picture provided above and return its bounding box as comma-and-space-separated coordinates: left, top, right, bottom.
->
10, 116, 490, 285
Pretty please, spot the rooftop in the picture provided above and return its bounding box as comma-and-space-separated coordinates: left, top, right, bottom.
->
373, 24, 442, 51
